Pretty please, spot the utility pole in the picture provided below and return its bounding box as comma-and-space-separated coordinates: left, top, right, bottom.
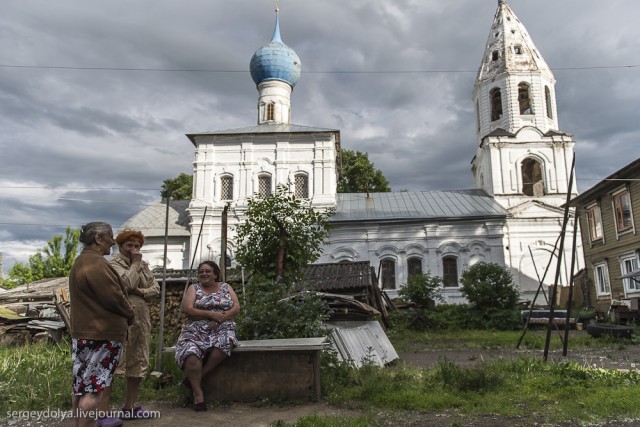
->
155, 190, 171, 373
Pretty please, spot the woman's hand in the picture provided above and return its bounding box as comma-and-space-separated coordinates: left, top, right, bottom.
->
208, 310, 227, 324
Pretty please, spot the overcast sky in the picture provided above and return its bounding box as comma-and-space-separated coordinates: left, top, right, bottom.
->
1, 0, 639, 275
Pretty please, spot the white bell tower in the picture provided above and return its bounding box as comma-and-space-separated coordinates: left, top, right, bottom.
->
470, 0, 582, 299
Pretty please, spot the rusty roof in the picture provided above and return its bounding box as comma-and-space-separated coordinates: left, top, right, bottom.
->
300, 261, 374, 292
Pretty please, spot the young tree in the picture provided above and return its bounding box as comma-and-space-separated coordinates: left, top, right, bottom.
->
234, 184, 333, 339
5, 227, 80, 288
234, 184, 332, 283
400, 272, 445, 309
460, 262, 521, 330
338, 149, 391, 193
161, 173, 193, 200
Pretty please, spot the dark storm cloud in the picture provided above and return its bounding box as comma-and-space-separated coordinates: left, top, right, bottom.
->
1, 0, 640, 272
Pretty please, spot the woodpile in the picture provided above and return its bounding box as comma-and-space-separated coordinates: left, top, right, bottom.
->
0, 276, 192, 345
0, 278, 69, 345
148, 284, 188, 337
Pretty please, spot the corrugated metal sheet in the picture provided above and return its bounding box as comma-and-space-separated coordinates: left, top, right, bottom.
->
333, 190, 508, 222
326, 320, 399, 368
300, 262, 372, 292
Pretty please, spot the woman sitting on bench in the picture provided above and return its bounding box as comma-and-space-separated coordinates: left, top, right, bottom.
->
175, 261, 240, 411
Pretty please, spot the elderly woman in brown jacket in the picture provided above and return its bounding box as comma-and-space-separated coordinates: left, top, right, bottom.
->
69, 222, 135, 427
109, 229, 160, 420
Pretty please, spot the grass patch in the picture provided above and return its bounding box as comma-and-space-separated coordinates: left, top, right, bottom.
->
388, 328, 629, 352
0, 336, 186, 414
320, 356, 640, 425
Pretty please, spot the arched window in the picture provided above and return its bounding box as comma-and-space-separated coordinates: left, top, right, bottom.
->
266, 102, 275, 121
442, 256, 458, 287
381, 259, 396, 290
258, 174, 272, 198
514, 45, 523, 55
490, 88, 503, 121
294, 173, 309, 198
545, 86, 553, 119
521, 158, 544, 197
407, 257, 422, 277
220, 175, 233, 201
518, 82, 533, 115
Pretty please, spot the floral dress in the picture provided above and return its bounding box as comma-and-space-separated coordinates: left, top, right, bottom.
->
175, 282, 239, 368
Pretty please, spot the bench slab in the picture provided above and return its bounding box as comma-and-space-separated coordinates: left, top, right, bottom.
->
166, 337, 328, 402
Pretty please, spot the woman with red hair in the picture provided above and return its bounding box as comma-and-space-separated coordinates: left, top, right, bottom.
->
109, 229, 160, 420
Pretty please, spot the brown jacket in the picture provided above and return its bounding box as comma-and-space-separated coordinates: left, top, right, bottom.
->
69, 249, 135, 342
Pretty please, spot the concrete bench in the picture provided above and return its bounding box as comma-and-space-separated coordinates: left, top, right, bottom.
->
527, 317, 575, 325
523, 310, 576, 326
164, 337, 328, 402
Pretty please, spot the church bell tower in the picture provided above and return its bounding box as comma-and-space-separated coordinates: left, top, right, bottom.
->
470, 0, 582, 298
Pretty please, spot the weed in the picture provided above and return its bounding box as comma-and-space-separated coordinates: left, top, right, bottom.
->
434, 358, 504, 393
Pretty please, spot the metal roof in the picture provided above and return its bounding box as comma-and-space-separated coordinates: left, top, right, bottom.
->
333, 190, 508, 223
569, 157, 640, 207
118, 200, 190, 237
187, 123, 339, 145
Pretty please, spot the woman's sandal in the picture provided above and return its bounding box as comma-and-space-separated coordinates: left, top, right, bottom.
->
193, 402, 208, 412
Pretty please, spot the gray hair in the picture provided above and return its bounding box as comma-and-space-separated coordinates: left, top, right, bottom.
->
79, 222, 112, 246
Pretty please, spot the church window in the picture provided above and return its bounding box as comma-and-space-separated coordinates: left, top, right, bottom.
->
514, 45, 523, 54
491, 50, 499, 61
442, 256, 458, 287
521, 158, 544, 197
586, 203, 603, 241
490, 88, 503, 121
294, 173, 309, 198
545, 86, 553, 119
266, 102, 275, 121
381, 259, 396, 290
518, 82, 533, 115
258, 174, 272, 198
613, 189, 633, 233
476, 101, 480, 132
220, 175, 233, 201
407, 257, 422, 277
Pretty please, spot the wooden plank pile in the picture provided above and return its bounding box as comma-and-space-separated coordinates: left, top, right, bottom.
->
0, 277, 69, 345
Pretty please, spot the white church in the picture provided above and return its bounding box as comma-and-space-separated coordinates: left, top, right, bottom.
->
123, 0, 582, 303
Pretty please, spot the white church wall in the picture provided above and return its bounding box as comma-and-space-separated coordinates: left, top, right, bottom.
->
319, 218, 505, 302
140, 237, 190, 271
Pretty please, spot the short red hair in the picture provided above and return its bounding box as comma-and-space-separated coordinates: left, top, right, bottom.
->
115, 229, 145, 246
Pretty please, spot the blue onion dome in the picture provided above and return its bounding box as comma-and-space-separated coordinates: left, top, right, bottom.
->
250, 12, 301, 89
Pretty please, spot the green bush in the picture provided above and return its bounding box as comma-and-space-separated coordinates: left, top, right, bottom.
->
389, 304, 475, 332
399, 272, 444, 309
236, 274, 330, 340
460, 262, 520, 330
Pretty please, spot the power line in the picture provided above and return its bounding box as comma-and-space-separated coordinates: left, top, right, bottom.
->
0, 63, 638, 74
57, 197, 158, 206
0, 186, 159, 190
